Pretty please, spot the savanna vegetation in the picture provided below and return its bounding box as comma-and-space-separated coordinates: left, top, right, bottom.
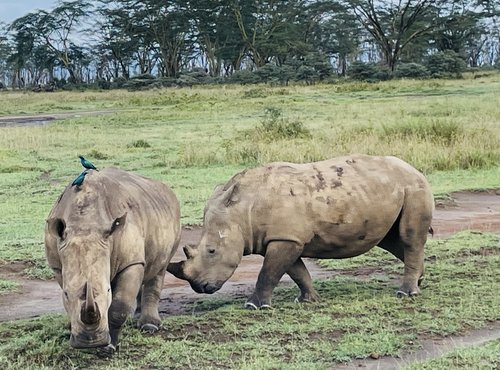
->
0, 0, 500, 89
0, 231, 498, 369
0, 73, 499, 368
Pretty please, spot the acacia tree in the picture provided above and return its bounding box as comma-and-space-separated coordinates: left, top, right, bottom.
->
232, 0, 313, 68
346, 0, 442, 71
9, 0, 92, 83
0, 24, 14, 86
188, 0, 247, 76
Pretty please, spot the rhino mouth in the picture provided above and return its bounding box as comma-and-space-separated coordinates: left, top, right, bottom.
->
70, 331, 111, 349
190, 281, 222, 294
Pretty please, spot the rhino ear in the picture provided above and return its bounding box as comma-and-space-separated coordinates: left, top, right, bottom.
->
220, 183, 240, 207
105, 213, 127, 238
47, 218, 66, 240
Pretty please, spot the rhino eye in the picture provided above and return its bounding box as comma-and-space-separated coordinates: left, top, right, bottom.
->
207, 247, 216, 255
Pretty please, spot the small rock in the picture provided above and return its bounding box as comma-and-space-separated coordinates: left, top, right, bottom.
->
369, 353, 380, 360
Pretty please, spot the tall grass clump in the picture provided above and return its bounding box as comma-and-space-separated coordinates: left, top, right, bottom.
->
175, 107, 313, 167
173, 113, 499, 173
255, 107, 312, 141
335, 119, 500, 173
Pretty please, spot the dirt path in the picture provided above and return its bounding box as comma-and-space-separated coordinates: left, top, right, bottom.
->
0, 110, 120, 127
0, 190, 499, 367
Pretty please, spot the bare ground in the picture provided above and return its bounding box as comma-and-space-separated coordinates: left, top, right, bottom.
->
0, 190, 499, 368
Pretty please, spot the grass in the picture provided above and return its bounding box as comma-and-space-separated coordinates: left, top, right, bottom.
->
0, 75, 499, 281
0, 231, 498, 369
405, 339, 500, 369
0, 74, 499, 366
0, 279, 19, 294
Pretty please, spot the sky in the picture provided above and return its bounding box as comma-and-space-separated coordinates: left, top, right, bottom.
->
0, 0, 57, 24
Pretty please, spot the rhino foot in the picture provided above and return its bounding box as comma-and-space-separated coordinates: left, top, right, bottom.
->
140, 323, 160, 333
97, 343, 117, 358
396, 288, 419, 298
244, 302, 273, 310
244, 302, 259, 310
295, 291, 321, 303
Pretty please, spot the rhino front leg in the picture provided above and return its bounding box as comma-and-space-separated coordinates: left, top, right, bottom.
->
245, 241, 303, 310
136, 267, 166, 333
286, 258, 320, 303
105, 264, 144, 354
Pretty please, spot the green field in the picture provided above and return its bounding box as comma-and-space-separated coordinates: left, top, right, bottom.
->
0, 74, 499, 368
0, 231, 498, 369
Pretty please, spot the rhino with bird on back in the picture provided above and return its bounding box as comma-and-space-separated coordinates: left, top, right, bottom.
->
168, 155, 434, 309
45, 167, 180, 354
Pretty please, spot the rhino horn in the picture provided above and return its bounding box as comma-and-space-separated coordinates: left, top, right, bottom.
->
81, 281, 100, 325
167, 261, 188, 280
220, 183, 239, 207
183, 244, 196, 259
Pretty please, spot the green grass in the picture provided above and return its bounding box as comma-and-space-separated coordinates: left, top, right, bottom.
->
0, 231, 498, 369
0, 279, 19, 294
0, 74, 499, 366
0, 75, 499, 275
405, 339, 500, 370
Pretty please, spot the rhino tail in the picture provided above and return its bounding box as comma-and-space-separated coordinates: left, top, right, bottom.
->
428, 226, 434, 237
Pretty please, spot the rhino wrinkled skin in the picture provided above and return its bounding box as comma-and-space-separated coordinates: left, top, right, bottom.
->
168, 155, 434, 309
45, 168, 180, 353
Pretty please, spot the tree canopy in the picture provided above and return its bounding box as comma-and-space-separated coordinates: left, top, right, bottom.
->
0, 0, 499, 87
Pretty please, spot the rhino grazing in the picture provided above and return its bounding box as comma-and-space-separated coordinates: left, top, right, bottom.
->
45, 168, 180, 353
168, 155, 433, 309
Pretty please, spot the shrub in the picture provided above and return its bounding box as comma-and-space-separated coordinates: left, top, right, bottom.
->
426, 50, 466, 78
228, 70, 260, 85
88, 149, 108, 160
127, 140, 151, 148
256, 107, 311, 141
111, 76, 127, 89
97, 79, 111, 90
348, 62, 395, 81
394, 63, 430, 79
296, 65, 320, 85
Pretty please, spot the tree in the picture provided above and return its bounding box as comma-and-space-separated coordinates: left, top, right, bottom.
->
432, 0, 496, 67
0, 24, 14, 86
232, 1, 312, 67
309, 1, 362, 75
346, 0, 442, 71
9, 0, 93, 83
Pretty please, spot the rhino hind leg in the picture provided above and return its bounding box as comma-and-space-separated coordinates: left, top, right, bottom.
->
286, 258, 320, 303
136, 267, 166, 333
245, 241, 303, 310
393, 199, 430, 297
378, 209, 429, 298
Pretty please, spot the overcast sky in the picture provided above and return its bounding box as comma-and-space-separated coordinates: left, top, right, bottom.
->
0, 0, 57, 24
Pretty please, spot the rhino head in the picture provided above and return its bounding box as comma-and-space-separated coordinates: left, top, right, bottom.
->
168, 184, 245, 294
46, 213, 127, 348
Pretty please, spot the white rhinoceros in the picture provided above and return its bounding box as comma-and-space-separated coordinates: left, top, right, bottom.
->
168, 155, 433, 309
45, 168, 180, 353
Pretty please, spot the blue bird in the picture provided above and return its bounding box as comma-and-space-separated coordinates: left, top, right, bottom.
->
79, 155, 98, 171
72, 171, 87, 187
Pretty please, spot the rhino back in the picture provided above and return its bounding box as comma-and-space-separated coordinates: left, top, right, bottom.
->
46, 167, 180, 279
224, 155, 432, 254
